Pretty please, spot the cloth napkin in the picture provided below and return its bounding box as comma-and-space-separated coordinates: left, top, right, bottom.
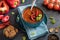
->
24, 21, 48, 40
18, 4, 48, 40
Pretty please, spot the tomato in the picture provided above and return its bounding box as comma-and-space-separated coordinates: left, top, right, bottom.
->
55, 0, 59, 2
0, 24, 5, 29
48, 3, 54, 9
53, 4, 59, 10
43, 0, 49, 5
0, 15, 4, 20
55, 0, 59, 3
2, 15, 9, 23
50, 0, 55, 3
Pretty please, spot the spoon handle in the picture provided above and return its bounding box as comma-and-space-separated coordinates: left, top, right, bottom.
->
31, 0, 36, 10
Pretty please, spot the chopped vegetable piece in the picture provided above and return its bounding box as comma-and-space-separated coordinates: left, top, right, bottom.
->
36, 16, 41, 21
31, 14, 35, 21
22, 0, 25, 3
36, 10, 39, 16
38, 14, 42, 17
0, 15, 4, 20
36, 17, 39, 21
58, 26, 60, 28
22, 36, 26, 40
2, 15, 9, 23
50, 19, 56, 24
31, 32, 35, 35
49, 16, 56, 24
0, 24, 5, 29
17, 17, 19, 21
11, 12, 15, 15
49, 28, 54, 33
49, 16, 54, 20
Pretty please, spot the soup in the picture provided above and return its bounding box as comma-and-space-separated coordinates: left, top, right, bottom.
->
22, 7, 43, 23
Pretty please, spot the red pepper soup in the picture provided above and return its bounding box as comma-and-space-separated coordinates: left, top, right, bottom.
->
22, 7, 43, 24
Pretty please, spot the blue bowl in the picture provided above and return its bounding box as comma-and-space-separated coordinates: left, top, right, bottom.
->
17, 5, 47, 28
21, 6, 44, 27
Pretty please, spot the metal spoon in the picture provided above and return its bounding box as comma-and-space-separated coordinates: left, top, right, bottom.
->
31, 0, 36, 10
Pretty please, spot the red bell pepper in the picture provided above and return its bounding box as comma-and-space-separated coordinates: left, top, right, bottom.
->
2, 15, 9, 23
36, 10, 39, 17
0, 21, 10, 29
31, 14, 35, 21
0, 1, 9, 14
6, 0, 20, 8
0, 15, 4, 20
3, 21, 10, 26
0, 24, 5, 29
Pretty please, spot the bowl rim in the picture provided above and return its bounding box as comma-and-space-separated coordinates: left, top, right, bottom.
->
22, 6, 44, 24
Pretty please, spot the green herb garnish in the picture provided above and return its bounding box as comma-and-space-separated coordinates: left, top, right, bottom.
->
31, 32, 35, 35
49, 16, 56, 24
22, 36, 26, 40
38, 14, 42, 17
11, 12, 15, 15
17, 17, 19, 21
58, 26, 60, 29
49, 16, 54, 20
22, 0, 25, 3
50, 19, 56, 24
36, 17, 40, 21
